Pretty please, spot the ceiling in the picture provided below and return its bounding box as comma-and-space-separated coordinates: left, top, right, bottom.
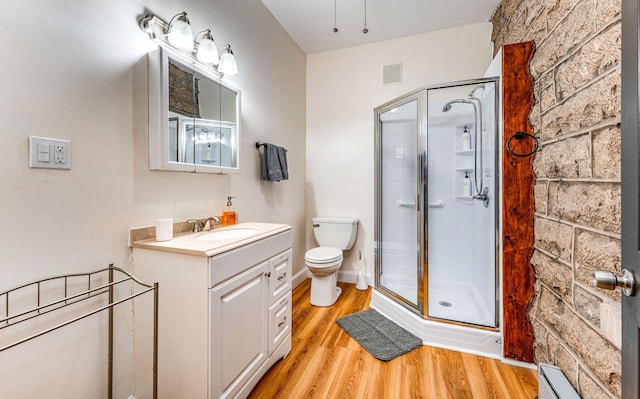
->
261, 0, 501, 54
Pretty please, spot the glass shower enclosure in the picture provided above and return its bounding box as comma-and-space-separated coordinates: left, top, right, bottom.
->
374, 78, 499, 328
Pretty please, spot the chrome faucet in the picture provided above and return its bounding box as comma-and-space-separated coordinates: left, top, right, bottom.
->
187, 216, 221, 233
203, 216, 220, 230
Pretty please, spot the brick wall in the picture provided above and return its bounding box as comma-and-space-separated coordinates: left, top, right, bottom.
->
169, 62, 201, 118
492, 0, 622, 397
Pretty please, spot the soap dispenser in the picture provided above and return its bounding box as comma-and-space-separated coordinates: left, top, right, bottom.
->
223, 196, 237, 225
461, 127, 471, 151
462, 172, 471, 197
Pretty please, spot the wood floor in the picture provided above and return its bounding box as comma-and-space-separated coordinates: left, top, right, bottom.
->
249, 279, 538, 399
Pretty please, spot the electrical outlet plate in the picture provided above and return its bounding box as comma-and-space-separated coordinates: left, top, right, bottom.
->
29, 136, 71, 170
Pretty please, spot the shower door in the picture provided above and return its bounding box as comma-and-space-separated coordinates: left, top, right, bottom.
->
375, 94, 423, 309
426, 81, 498, 327
375, 78, 499, 328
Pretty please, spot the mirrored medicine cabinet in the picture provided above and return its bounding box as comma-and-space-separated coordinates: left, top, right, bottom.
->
148, 47, 240, 173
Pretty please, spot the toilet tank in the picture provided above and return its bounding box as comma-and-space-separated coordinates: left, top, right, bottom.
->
312, 217, 359, 250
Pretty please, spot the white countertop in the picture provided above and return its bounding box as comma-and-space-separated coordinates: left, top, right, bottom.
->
131, 222, 291, 257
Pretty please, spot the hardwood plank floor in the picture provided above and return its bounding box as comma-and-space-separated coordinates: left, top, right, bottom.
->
249, 280, 538, 399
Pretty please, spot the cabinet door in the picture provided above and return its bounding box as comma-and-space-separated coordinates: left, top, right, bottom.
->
268, 249, 292, 305
210, 261, 269, 399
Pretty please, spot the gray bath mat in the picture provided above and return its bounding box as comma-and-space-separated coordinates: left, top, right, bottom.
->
336, 308, 422, 361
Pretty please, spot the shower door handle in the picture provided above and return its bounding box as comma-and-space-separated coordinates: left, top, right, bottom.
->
428, 200, 445, 209
395, 199, 416, 209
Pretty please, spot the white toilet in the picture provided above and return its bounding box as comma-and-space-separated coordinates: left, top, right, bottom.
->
305, 216, 359, 306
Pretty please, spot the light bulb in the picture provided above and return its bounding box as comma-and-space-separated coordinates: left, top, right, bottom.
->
167, 12, 194, 51
195, 31, 219, 65
218, 46, 238, 76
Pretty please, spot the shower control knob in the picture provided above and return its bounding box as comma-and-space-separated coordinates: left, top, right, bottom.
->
593, 269, 636, 296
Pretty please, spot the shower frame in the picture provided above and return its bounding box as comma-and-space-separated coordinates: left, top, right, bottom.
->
374, 77, 501, 329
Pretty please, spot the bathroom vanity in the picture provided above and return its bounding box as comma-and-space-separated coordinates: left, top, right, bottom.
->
131, 222, 292, 398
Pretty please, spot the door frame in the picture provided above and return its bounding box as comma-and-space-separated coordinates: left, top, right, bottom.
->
621, 0, 640, 397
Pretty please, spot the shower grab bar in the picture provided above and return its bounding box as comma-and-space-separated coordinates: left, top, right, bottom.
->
428, 200, 445, 209
395, 199, 415, 208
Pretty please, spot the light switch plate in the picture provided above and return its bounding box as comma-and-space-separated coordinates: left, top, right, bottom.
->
37, 143, 51, 162
29, 136, 71, 170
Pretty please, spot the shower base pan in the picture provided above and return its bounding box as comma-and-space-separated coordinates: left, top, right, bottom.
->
370, 289, 502, 359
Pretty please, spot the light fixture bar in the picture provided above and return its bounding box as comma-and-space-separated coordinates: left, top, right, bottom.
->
139, 12, 231, 78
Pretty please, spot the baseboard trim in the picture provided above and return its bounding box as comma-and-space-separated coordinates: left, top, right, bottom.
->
292, 267, 309, 288
501, 357, 537, 369
293, 268, 372, 289
338, 270, 371, 287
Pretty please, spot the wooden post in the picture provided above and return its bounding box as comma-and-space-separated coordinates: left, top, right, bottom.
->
502, 41, 536, 363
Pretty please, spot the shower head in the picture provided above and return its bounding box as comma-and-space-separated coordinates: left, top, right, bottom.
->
442, 98, 473, 112
468, 84, 486, 99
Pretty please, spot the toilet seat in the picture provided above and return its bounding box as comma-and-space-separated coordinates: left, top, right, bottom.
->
305, 247, 342, 265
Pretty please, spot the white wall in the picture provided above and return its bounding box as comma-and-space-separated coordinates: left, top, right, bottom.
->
306, 23, 494, 280
0, 0, 305, 397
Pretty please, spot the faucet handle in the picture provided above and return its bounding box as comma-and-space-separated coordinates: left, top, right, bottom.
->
186, 219, 200, 232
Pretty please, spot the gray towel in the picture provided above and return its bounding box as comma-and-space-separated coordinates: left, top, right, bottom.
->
260, 146, 269, 180
260, 143, 288, 181
276, 145, 289, 180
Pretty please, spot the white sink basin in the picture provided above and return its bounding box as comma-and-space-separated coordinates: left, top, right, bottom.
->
198, 228, 259, 241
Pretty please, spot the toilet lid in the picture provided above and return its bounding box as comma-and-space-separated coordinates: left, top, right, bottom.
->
305, 247, 342, 264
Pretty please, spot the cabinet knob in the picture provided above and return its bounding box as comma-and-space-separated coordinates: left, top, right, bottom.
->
278, 316, 287, 328
277, 272, 287, 281
264, 272, 271, 278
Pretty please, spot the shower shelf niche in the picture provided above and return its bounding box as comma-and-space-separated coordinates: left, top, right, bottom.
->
454, 123, 475, 152
454, 123, 475, 199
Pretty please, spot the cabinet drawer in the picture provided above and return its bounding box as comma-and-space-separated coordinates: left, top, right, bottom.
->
209, 230, 292, 287
268, 249, 292, 305
268, 291, 292, 356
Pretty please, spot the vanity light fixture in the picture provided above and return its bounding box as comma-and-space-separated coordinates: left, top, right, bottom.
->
139, 11, 237, 77
195, 29, 220, 65
167, 12, 194, 51
218, 45, 238, 76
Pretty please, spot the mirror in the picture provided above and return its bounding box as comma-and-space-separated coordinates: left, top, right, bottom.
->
148, 47, 240, 173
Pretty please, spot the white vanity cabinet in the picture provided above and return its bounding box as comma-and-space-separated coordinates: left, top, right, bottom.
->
133, 227, 292, 399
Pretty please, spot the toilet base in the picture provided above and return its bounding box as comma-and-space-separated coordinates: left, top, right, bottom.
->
310, 272, 342, 307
